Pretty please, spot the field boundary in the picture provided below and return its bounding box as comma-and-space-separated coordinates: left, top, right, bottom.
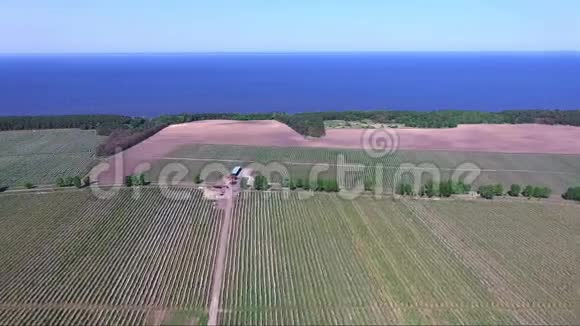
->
208, 186, 235, 326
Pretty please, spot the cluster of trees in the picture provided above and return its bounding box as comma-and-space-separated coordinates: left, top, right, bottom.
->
478, 184, 505, 199
96, 124, 167, 157
0, 115, 132, 131
480, 183, 552, 199
309, 178, 340, 192
562, 186, 580, 201
253, 175, 270, 190
500, 110, 580, 126
303, 109, 580, 129
251, 176, 341, 192
125, 174, 147, 187
396, 180, 471, 197
154, 112, 284, 125
275, 114, 326, 137
56, 176, 90, 188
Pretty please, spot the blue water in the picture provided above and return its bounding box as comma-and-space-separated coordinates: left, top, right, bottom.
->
0, 53, 579, 116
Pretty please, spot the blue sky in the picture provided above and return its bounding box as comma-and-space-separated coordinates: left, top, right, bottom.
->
1, 0, 578, 53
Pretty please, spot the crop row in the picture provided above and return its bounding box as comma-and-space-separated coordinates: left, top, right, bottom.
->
0, 129, 105, 156
400, 199, 576, 325
411, 200, 577, 308
0, 188, 221, 324
0, 129, 107, 187
0, 153, 100, 186
219, 191, 522, 325
0, 308, 146, 326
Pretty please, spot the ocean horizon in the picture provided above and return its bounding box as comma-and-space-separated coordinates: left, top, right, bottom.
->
0, 52, 579, 117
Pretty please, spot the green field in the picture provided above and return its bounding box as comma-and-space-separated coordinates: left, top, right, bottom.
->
0, 188, 220, 325
220, 192, 576, 325
0, 188, 576, 325
149, 143, 580, 193
0, 129, 106, 187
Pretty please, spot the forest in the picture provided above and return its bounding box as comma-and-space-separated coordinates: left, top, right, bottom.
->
1, 109, 579, 138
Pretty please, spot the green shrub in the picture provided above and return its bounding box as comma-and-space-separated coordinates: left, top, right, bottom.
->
521, 185, 534, 198
423, 181, 438, 198
364, 179, 374, 192
508, 184, 521, 197
254, 175, 269, 190
478, 185, 496, 199
492, 184, 504, 196
194, 174, 203, 184
73, 176, 82, 188
532, 186, 551, 198
397, 183, 414, 196
295, 179, 303, 189
563, 186, 580, 201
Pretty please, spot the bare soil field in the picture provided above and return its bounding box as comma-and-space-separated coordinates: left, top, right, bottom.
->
95, 120, 580, 185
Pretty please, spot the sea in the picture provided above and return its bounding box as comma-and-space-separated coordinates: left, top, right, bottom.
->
0, 52, 579, 117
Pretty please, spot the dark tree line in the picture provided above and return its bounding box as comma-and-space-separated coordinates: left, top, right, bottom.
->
57, 176, 90, 188
253, 176, 340, 192
152, 109, 580, 137
2, 110, 579, 138
0, 115, 132, 131
295, 109, 580, 130
125, 174, 147, 187
480, 183, 552, 199
96, 124, 167, 157
396, 180, 471, 197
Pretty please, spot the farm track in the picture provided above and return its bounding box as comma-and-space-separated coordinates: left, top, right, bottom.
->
208, 186, 235, 325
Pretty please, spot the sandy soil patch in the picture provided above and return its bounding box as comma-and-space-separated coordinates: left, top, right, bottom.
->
95, 120, 580, 184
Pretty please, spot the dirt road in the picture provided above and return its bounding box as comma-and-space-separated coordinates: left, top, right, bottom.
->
207, 186, 235, 326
